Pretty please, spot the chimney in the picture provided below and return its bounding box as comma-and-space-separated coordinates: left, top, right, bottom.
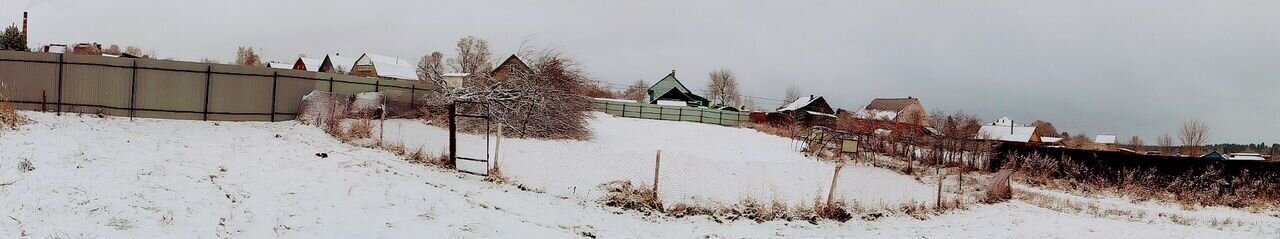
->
671, 69, 675, 76
809, 95, 814, 100
23, 12, 28, 44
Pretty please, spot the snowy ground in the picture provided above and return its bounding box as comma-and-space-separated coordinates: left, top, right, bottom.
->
379, 113, 937, 208
0, 111, 1275, 238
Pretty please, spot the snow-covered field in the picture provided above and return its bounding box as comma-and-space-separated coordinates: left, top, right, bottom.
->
380, 113, 937, 208
1, 111, 1275, 238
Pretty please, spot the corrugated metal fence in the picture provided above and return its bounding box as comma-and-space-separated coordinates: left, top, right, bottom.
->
591, 99, 749, 126
0, 51, 434, 121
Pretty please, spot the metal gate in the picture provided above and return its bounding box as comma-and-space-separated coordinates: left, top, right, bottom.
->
449, 100, 491, 176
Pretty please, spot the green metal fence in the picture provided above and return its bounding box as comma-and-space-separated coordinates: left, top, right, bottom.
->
591, 99, 749, 126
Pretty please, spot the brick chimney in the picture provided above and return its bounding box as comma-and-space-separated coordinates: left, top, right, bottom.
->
23, 12, 28, 43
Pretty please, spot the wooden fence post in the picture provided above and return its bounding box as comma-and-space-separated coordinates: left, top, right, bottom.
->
936, 167, 944, 209
202, 65, 212, 121
653, 150, 662, 196
56, 54, 63, 116
270, 72, 278, 122
128, 60, 137, 120
494, 123, 503, 170
827, 163, 844, 207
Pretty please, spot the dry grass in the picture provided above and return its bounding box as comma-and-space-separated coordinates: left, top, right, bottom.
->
344, 118, 374, 140
1008, 152, 1280, 209
0, 84, 27, 133
1014, 187, 1248, 229
749, 123, 804, 139
599, 181, 662, 213
484, 164, 508, 183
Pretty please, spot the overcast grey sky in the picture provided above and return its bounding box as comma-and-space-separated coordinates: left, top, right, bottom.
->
8, 0, 1279, 144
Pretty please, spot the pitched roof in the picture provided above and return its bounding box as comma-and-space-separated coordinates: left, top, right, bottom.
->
647, 71, 706, 104
320, 54, 357, 73
977, 125, 1037, 143
492, 54, 532, 75
266, 61, 294, 69
863, 97, 921, 113
777, 95, 833, 114
354, 53, 418, 80
295, 57, 322, 71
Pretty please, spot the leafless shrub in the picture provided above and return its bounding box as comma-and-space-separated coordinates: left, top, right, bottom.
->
0, 83, 26, 132
599, 181, 662, 213
18, 158, 34, 172
345, 118, 373, 140
297, 91, 349, 136
420, 37, 594, 140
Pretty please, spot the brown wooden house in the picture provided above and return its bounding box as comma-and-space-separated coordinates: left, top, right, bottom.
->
765, 95, 836, 126
860, 97, 931, 127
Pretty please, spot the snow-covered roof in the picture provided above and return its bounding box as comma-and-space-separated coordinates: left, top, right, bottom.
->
977, 125, 1037, 143
375, 63, 419, 80
806, 110, 837, 118
1094, 134, 1117, 144
854, 109, 898, 120
266, 62, 294, 69
299, 57, 322, 71
1226, 153, 1266, 161
442, 72, 471, 77
595, 98, 638, 103
366, 54, 415, 67
779, 96, 818, 111
1041, 136, 1064, 143
992, 116, 1015, 126
326, 55, 358, 72
354, 53, 419, 80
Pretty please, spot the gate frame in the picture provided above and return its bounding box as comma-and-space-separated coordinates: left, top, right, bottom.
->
449, 100, 492, 176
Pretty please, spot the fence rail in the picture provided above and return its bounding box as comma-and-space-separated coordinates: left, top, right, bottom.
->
591, 99, 749, 126
0, 51, 435, 121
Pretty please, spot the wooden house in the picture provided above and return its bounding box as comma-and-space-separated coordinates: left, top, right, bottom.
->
766, 95, 836, 126
646, 71, 709, 107
859, 97, 931, 127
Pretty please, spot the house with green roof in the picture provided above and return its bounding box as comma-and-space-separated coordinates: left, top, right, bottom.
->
647, 71, 709, 107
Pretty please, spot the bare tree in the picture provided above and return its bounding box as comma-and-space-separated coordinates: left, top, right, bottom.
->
421, 43, 593, 139
784, 84, 801, 102
105, 44, 122, 55
621, 80, 648, 102
449, 36, 493, 74
742, 97, 757, 111
124, 46, 143, 56
235, 47, 262, 66
417, 51, 446, 81
706, 68, 741, 107
1031, 120, 1058, 136
1129, 136, 1145, 151
1179, 120, 1209, 156
1157, 134, 1174, 155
